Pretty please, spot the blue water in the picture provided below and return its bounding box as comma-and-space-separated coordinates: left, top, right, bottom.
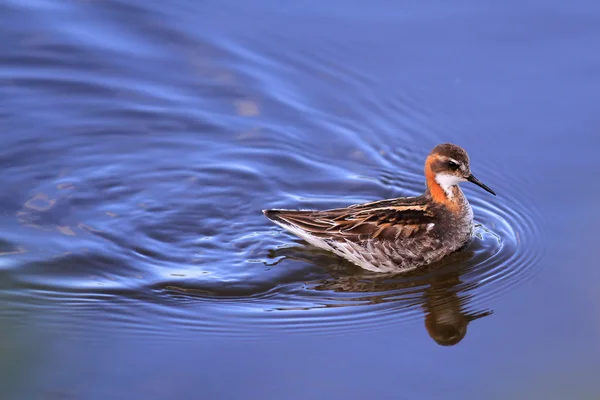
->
1, 0, 599, 399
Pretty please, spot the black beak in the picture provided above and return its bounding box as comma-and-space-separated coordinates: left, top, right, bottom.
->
467, 174, 496, 196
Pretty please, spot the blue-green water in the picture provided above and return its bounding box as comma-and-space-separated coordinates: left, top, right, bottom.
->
1, 1, 599, 399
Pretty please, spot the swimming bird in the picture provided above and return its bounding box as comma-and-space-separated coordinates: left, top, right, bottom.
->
263, 143, 496, 273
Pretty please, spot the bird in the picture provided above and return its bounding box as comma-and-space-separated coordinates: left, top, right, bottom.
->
263, 143, 496, 273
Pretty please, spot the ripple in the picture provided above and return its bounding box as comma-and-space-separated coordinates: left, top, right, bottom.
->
146, 192, 542, 343
0, 138, 543, 343
0, 11, 545, 346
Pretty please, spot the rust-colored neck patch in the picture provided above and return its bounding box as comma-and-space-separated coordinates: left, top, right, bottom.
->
425, 155, 460, 213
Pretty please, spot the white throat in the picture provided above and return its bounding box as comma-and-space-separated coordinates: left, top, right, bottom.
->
435, 173, 463, 199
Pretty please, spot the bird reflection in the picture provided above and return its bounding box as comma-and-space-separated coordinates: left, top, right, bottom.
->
421, 273, 491, 346
268, 243, 493, 346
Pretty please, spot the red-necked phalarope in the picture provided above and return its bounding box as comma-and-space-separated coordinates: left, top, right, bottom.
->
263, 143, 496, 273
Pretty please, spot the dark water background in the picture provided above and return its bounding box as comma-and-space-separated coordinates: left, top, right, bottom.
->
1, 0, 599, 399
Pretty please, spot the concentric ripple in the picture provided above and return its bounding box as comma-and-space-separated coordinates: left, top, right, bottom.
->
0, 1, 544, 345
151, 177, 544, 341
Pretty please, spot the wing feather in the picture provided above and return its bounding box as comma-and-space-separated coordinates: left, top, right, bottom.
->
263, 199, 436, 242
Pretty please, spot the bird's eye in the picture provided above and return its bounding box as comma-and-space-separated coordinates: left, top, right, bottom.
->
447, 160, 460, 169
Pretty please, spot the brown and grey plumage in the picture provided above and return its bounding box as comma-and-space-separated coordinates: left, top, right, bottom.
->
263, 143, 496, 273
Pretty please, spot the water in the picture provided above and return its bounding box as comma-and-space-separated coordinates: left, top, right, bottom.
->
1, 0, 599, 399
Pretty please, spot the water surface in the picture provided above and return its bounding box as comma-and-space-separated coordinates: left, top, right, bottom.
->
1, 0, 599, 399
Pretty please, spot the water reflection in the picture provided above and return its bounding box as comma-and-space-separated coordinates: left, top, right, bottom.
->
422, 273, 492, 346
272, 244, 493, 346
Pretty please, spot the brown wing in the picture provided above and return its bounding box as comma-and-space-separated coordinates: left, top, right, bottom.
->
264, 198, 436, 242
